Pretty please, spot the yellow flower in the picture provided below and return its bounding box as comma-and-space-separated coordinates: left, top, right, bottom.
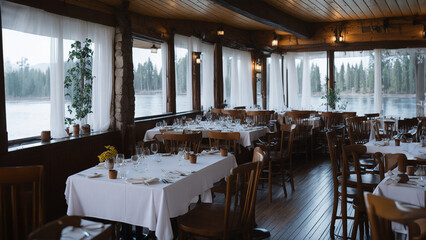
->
98, 145, 118, 162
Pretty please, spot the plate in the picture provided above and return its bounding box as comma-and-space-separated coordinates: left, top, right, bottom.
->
87, 173, 102, 178
162, 153, 172, 156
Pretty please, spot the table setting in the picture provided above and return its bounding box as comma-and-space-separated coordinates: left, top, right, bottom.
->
144, 117, 268, 147
65, 146, 237, 240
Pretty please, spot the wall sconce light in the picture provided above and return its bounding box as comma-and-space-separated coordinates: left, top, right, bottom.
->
217, 25, 224, 36
272, 32, 278, 47
196, 56, 201, 64
334, 26, 343, 43
150, 44, 158, 53
255, 59, 261, 72
423, 25, 426, 38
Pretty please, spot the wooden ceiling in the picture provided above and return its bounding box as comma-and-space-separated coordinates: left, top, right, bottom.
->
265, 0, 426, 22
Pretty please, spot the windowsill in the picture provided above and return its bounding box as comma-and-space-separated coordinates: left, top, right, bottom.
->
134, 110, 203, 122
8, 130, 112, 152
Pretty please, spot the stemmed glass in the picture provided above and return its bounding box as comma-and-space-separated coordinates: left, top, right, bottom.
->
177, 147, 184, 166
151, 143, 159, 162
246, 116, 253, 127
115, 153, 124, 168
131, 155, 139, 169
141, 147, 150, 172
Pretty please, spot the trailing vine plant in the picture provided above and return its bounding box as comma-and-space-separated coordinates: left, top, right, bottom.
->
64, 38, 94, 125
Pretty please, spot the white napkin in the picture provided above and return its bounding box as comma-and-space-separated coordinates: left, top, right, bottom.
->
127, 177, 159, 185
86, 173, 102, 178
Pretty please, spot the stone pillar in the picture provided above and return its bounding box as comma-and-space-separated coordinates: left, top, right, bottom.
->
114, 8, 134, 155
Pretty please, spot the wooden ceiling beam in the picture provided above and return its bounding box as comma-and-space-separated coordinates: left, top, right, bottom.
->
210, 0, 311, 39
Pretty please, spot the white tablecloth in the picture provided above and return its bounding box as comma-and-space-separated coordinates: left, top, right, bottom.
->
373, 173, 426, 233
65, 154, 237, 240
144, 122, 268, 147
365, 141, 426, 160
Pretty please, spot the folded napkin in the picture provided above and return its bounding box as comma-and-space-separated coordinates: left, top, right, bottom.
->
127, 177, 159, 185
86, 172, 102, 178
201, 150, 219, 155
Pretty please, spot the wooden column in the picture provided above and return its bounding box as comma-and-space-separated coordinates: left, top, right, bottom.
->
416, 55, 425, 117
251, 52, 257, 106
327, 50, 335, 90
192, 52, 201, 111
0, 4, 7, 154
214, 42, 224, 108
167, 32, 176, 113
261, 56, 267, 109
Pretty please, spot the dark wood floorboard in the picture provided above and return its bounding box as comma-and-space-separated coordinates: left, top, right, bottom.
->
254, 156, 366, 240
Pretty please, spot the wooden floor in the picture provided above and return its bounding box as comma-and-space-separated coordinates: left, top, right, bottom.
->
254, 155, 360, 240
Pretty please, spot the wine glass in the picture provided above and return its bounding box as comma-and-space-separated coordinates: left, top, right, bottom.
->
151, 143, 159, 155
115, 153, 124, 168
177, 147, 184, 166
196, 114, 202, 123
142, 147, 150, 172
246, 116, 253, 126
131, 155, 139, 169
136, 147, 143, 163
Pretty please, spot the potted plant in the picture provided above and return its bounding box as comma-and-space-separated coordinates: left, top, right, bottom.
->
64, 117, 74, 135
64, 38, 94, 135
321, 78, 346, 111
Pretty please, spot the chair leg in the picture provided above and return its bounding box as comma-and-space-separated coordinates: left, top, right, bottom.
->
280, 163, 287, 197
359, 214, 364, 240
351, 209, 360, 240
330, 190, 339, 240
289, 158, 295, 192
268, 161, 272, 202
342, 191, 348, 240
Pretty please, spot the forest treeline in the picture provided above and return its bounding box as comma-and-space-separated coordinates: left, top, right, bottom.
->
4, 54, 425, 99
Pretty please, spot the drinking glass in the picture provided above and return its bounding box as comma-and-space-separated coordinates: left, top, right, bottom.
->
142, 147, 150, 172
235, 118, 241, 125
131, 155, 139, 169
196, 114, 202, 123
136, 147, 143, 159
177, 147, 184, 166
246, 117, 253, 126
115, 153, 124, 168
151, 143, 159, 155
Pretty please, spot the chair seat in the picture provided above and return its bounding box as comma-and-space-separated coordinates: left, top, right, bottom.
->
268, 151, 289, 161
337, 173, 382, 191
178, 203, 242, 238
338, 185, 358, 198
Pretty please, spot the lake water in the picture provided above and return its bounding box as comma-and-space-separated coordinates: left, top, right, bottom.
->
5, 94, 420, 140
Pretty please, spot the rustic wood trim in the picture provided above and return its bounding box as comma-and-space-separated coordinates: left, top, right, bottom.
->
261, 56, 267, 109
6, 0, 115, 27
192, 52, 201, 111
327, 50, 335, 90
167, 32, 176, 113
210, 0, 311, 39
251, 52, 257, 106
0, 4, 7, 154
214, 42, 224, 108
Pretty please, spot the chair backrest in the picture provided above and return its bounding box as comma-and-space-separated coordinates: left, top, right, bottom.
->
224, 161, 261, 239
342, 145, 384, 210
163, 132, 202, 154
416, 119, 426, 142
246, 110, 275, 126
321, 112, 343, 130
28, 216, 114, 240
233, 106, 246, 110
383, 119, 396, 139
365, 193, 426, 240
365, 113, 380, 119
211, 108, 223, 120
384, 153, 407, 172
279, 124, 296, 159
398, 118, 418, 133
252, 147, 265, 163
207, 131, 240, 154
0, 165, 44, 240
222, 109, 246, 122
347, 116, 370, 144
326, 130, 343, 190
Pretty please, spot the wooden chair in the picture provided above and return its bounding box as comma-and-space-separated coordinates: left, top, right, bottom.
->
383, 119, 396, 139
347, 116, 371, 144
398, 118, 418, 134
341, 145, 384, 240
163, 131, 202, 154
384, 153, 407, 172
365, 194, 426, 240
211, 108, 223, 120
207, 131, 240, 155
28, 215, 114, 240
222, 109, 246, 122
365, 113, 380, 120
233, 106, 246, 110
0, 166, 44, 240
246, 110, 275, 126
415, 119, 426, 142
178, 161, 261, 240
326, 130, 359, 239
285, 111, 313, 162
259, 124, 295, 202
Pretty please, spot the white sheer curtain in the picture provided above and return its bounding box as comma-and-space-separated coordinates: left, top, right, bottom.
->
268, 53, 284, 110
201, 43, 214, 110
222, 47, 253, 107
1, 0, 114, 137
174, 34, 193, 112
374, 49, 382, 114
161, 43, 168, 113
286, 52, 299, 109
301, 53, 311, 108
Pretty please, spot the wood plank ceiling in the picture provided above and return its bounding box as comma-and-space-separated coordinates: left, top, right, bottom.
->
264, 0, 426, 22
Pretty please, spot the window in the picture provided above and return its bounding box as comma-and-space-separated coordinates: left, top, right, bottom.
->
132, 39, 166, 117
3, 29, 51, 140
2, 1, 114, 141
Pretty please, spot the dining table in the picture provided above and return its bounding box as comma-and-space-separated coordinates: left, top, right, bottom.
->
65, 152, 237, 240
365, 140, 426, 162
143, 121, 269, 148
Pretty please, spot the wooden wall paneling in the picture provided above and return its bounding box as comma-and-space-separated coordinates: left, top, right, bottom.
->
327, 50, 335, 90
167, 32, 176, 113
261, 55, 267, 109
251, 52, 257, 106
363, 0, 385, 18
334, 0, 367, 19
0, 4, 7, 154
407, 0, 422, 14
374, 0, 393, 17
299, 0, 342, 20
265, 0, 324, 22
419, 0, 426, 12
322, 0, 353, 20
396, 0, 413, 15
385, 0, 403, 16
214, 42, 224, 108
192, 52, 201, 111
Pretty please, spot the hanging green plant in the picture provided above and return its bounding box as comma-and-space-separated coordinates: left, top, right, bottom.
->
64, 38, 94, 132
